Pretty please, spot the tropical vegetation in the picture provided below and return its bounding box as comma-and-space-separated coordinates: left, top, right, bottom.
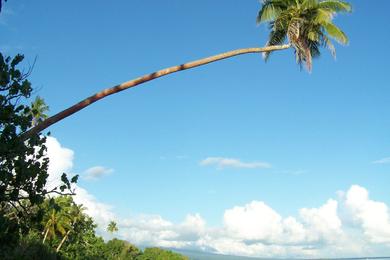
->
257, 0, 351, 70
107, 221, 119, 234
1, 195, 188, 259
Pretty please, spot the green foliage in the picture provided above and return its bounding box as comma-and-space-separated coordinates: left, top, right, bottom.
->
257, 0, 351, 71
56, 200, 106, 259
0, 211, 20, 251
0, 53, 77, 253
27, 196, 190, 260
0, 53, 48, 207
139, 248, 189, 260
30, 96, 49, 127
102, 239, 188, 260
107, 220, 119, 234
61, 232, 105, 260
40, 196, 90, 252
4, 231, 60, 260
104, 238, 142, 260
0, 53, 51, 251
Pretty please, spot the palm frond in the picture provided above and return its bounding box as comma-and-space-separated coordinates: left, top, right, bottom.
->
301, 0, 318, 9
323, 22, 348, 44
257, 0, 350, 71
314, 8, 333, 24
263, 28, 288, 60
319, 0, 352, 13
308, 40, 321, 58
322, 34, 336, 58
257, 0, 298, 24
257, 3, 282, 24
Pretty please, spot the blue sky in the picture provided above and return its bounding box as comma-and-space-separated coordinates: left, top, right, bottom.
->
2, 0, 390, 257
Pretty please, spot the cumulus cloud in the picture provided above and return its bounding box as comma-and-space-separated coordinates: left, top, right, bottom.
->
45, 137, 390, 258
45, 136, 74, 190
176, 214, 206, 241
117, 190, 390, 258
372, 157, 390, 164
72, 186, 116, 229
200, 157, 271, 170
110, 191, 390, 258
222, 199, 343, 252
343, 185, 390, 244
45, 137, 115, 232
224, 201, 283, 242
299, 199, 343, 243
84, 166, 113, 180
118, 213, 208, 249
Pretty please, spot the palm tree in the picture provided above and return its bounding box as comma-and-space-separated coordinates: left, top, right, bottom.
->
257, 0, 351, 71
30, 96, 49, 127
107, 220, 118, 234
56, 203, 85, 252
42, 208, 70, 244
23, 1, 351, 138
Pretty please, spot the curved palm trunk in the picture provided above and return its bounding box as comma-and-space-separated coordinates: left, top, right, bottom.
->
56, 229, 71, 252
42, 228, 49, 244
23, 44, 290, 138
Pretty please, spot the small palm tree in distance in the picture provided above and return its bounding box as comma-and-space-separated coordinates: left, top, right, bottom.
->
107, 220, 119, 235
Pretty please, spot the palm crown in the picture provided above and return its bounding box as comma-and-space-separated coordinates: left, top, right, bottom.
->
257, 0, 351, 71
107, 220, 118, 234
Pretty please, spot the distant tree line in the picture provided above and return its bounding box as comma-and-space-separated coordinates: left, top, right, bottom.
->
1, 195, 188, 259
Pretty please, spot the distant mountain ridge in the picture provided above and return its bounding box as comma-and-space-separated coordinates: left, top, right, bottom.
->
170, 249, 390, 260
171, 249, 278, 260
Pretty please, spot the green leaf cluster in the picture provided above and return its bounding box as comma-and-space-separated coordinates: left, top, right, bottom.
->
1, 195, 188, 260
0, 53, 78, 252
0, 54, 50, 240
257, 0, 351, 71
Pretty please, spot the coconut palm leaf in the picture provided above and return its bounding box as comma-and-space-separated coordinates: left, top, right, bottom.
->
263, 26, 288, 60
323, 22, 348, 44
30, 96, 49, 126
319, 0, 352, 12
257, 0, 351, 71
257, 0, 296, 24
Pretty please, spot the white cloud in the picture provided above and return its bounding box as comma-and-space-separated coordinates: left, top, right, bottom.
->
343, 185, 390, 244
372, 157, 390, 164
224, 201, 283, 242
72, 186, 116, 229
299, 199, 343, 243
84, 166, 113, 180
200, 157, 271, 170
222, 199, 343, 252
45, 137, 115, 232
176, 214, 206, 241
45, 136, 74, 190
116, 192, 390, 258
45, 137, 390, 258
118, 213, 208, 248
